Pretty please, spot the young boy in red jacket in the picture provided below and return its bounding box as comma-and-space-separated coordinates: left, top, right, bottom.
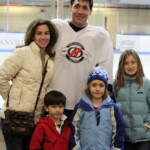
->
30, 91, 71, 150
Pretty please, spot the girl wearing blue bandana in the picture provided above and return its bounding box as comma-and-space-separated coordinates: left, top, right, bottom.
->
70, 66, 125, 150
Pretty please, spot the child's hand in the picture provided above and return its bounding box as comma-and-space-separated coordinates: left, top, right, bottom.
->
144, 124, 150, 131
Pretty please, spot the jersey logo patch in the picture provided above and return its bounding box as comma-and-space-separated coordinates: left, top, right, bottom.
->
60, 42, 90, 63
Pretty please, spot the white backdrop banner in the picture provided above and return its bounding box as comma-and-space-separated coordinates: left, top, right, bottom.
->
0, 32, 25, 52
116, 34, 150, 52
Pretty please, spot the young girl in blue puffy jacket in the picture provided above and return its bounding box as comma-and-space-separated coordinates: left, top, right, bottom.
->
70, 66, 125, 150
112, 49, 150, 150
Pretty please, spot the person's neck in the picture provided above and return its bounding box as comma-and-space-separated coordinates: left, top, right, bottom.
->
92, 98, 103, 107
48, 114, 61, 124
52, 117, 61, 124
40, 49, 46, 56
69, 21, 86, 32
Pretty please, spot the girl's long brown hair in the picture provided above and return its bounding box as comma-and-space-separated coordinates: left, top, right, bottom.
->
114, 49, 145, 97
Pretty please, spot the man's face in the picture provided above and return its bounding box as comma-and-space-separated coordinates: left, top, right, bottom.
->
70, 0, 92, 28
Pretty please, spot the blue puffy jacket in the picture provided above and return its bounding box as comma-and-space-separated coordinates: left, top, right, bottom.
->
112, 77, 150, 143
70, 94, 125, 150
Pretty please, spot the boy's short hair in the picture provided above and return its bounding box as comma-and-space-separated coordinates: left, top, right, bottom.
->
44, 91, 66, 107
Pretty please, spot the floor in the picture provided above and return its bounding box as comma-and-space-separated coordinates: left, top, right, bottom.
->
0, 128, 6, 150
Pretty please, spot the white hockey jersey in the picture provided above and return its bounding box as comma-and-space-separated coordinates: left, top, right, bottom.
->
48, 19, 114, 110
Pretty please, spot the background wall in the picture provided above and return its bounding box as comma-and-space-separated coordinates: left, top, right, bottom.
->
1, 4, 150, 49
1, 0, 150, 105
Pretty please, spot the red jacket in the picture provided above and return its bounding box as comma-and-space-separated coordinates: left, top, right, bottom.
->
30, 116, 71, 150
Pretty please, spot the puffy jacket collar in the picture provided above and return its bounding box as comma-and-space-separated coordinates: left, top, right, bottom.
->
39, 114, 67, 125
29, 41, 40, 55
78, 94, 114, 111
29, 41, 50, 60
38, 115, 69, 132
126, 76, 136, 82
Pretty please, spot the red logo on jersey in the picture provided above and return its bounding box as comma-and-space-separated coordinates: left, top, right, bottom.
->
60, 42, 90, 63
68, 47, 83, 58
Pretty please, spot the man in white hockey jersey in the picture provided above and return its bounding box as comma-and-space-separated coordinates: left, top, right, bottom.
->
49, 0, 114, 118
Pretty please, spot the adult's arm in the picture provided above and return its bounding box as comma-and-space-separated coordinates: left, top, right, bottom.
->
0, 48, 24, 100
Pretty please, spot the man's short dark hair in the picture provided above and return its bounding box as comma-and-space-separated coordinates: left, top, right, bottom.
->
44, 91, 66, 107
70, 0, 93, 9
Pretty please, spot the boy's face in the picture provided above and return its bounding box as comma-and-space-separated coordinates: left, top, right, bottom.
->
45, 104, 65, 123
70, 0, 92, 28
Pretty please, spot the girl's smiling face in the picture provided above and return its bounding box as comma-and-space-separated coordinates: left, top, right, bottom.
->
124, 54, 138, 77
